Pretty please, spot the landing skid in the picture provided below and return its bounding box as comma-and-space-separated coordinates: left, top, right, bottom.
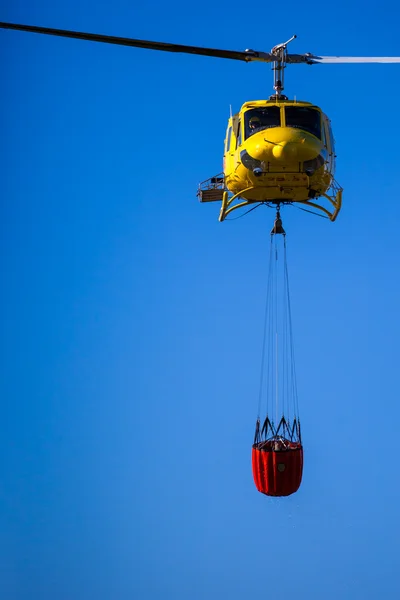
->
198, 174, 342, 222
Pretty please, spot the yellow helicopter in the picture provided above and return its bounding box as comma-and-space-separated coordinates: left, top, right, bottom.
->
204, 95, 341, 222
2, 23, 400, 222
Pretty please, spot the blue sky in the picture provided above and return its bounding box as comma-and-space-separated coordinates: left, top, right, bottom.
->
1, 1, 400, 598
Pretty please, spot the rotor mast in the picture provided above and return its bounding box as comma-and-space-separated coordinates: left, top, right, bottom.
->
270, 35, 297, 99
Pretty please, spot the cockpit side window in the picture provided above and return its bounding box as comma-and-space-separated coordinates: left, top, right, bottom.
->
327, 120, 335, 155
225, 126, 232, 153
237, 119, 242, 147
285, 107, 321, 139
245, 107, 280, 139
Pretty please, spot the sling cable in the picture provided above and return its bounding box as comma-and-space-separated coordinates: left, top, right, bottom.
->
252, 207, 303, 497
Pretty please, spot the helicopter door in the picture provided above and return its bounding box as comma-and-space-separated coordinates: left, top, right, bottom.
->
225, 125, 233, 153
321, 116, 335, 175
236, 118, 242, 147
230, 113, 240, 150
326, 119, 336, 174
223, 114, 240, 176
224, 114, 239, 154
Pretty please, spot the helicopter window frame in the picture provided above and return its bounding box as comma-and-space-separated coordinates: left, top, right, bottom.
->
244, 107, 281, 140
284, 106, 322, 140
321, 118, 327, 147
236, 119, 242, 148
225, 126, 233, 153
327, 119, 336, 171
327, 120, 335, 155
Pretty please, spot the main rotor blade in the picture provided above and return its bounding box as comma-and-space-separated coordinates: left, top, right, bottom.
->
4, 23, 399, 66
0, 21, 272, 63
317, 56, 400, 63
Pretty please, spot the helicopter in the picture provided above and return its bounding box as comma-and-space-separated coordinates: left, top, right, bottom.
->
2, 22, 400, 222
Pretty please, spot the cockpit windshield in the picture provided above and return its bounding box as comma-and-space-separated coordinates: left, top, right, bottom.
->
245, 107, 281, 139
285, 107, 321, 139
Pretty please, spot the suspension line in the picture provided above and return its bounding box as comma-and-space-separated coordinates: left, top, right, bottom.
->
257, 206, 300, 427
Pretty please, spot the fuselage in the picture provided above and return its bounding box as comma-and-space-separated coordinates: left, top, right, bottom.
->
223, 99, 336, 204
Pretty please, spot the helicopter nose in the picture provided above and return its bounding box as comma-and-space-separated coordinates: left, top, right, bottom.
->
271, 137, 321, 163
246, 128, 323, 165
272, 141, 297, 161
